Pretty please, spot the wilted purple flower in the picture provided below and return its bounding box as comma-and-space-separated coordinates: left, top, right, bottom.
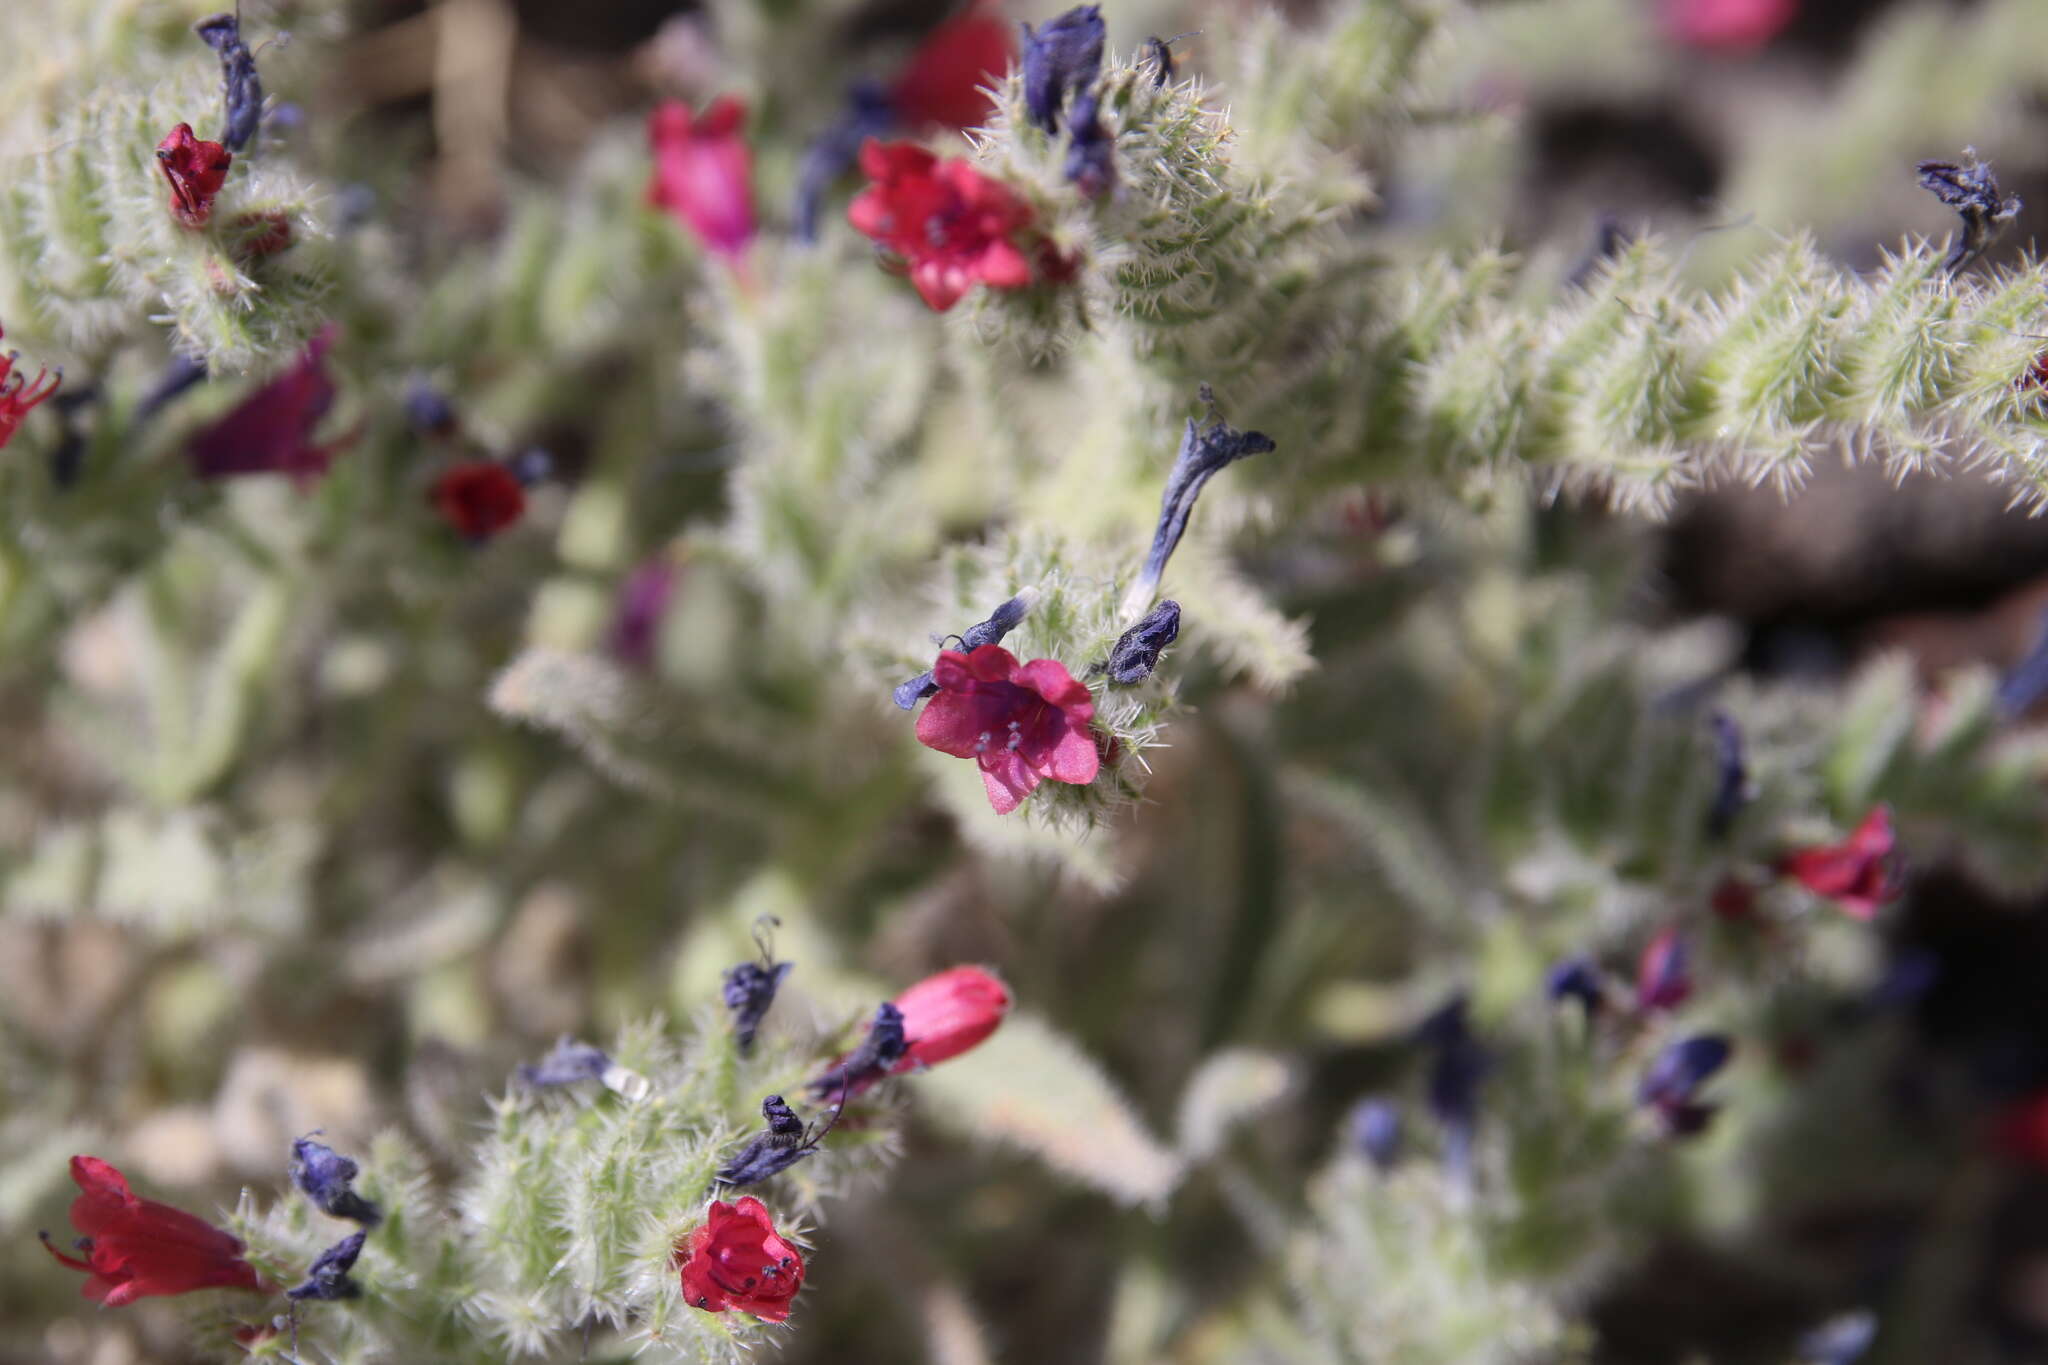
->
1640, 1034, 1733, 1136
135, 353, 208, 426
288, 1137, 381, 1227
194, 12, 265, 153
1917, 153, 2020, 276
402, 377, 458, 436
1124, 388, 1275, 617
715, 1093, 836, 1187
1064, 89, 1116, 198
893, 588, 1040, 709
610, 558, 680, 670
1020, 5, 1105, 133
1347, 1098, 1402, 1170
517, 1037, 613, 1088
1545, 957, 1605, 1018
794, 83, 897, 244
722, 918, 792, 1055
1635, 927, 1692, 1012
1418, 996, 1490, 1179
808, 1002, 908, 1101
1099, 600, 1180, 684
285, 1231, 365, 1302
1706, 710, 1749, 839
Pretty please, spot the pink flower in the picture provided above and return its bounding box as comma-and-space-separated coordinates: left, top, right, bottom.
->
647, 97, 757, 262
1778, 805, 1900, 920
40, 1156, 272, 1306
914, 644, 1098, 812
187, 326, 348, 481
848, 141, 1039, 311
890, 0, 1016, 132
1658, 0, 1797, 51
0, 325, 60, 450
1635, 926, 1692, 1011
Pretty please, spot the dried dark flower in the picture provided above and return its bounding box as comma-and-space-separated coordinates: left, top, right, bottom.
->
1064, 89, 1116, 198
1020, 5, 1105, 133
715, 1093, 839, 1186
1418, 996, 1490, 1180
794, 83, 896, 244
894, 588, 1040, 709
135, 353, 209, 426
194, 12, 265, 153
722, 917, 793, 1055
808, 1002, 908, 1101
1706, 709, 1750, 839
289, 1136, 382, 1227
403, 378, 458, 437
1545, 957, 1605, 1018
1917, 153, 2021, 277
1097, 600, 1180, 684
1639, 1034, 1733, 1136
516, 1037, 612, 1088
1124, 387, 1276, 616
285, 1231, 365, 1302
1347, 1098, 1402, 1170
1998, 606, 2048, 717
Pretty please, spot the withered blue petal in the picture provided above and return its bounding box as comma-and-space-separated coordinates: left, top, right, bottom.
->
517, 1037, 612, 1088
1101, 600, 1180, 685
194, 12, 265, 153
1020, 5, 1105, 132
289, 1137, 382, 1227
285, 1230, 366, 1302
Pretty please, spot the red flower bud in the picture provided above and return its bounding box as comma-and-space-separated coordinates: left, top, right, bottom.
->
40, 1156, 272, 1305
677, 1196, 804, 1322
893, 965, 1012, 1070
1778, 805, 1900, 920
430, 461, 527, 541
156, 123, 233, 229
646, 97, 757, 263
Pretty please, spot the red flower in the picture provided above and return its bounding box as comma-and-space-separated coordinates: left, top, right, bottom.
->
1658, 0, 1796, 50
848, 141, 1039, 311
1778, 805, 1900, 920
40, 1156, 271, 1306
1708, 876, 1757, 923
647, 97, 757, 263
890, 0, 1016, 132
914, 644, 1099, 812
893, 965, 1011, 1069
430, 461, 526, 541
157, 123, 233, 229
187, 326, 347, 481
0, 326, 60, 450
677, 1196, 804, 1322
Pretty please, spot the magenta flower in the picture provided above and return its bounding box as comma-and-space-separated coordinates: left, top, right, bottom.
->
647, 97, 756, 263
186, 326, 346, 481
914, 644, 1099, 813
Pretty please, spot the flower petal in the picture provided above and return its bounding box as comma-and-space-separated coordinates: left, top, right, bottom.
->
978, 750, 1038, 813
1038, 721, 1101, 785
